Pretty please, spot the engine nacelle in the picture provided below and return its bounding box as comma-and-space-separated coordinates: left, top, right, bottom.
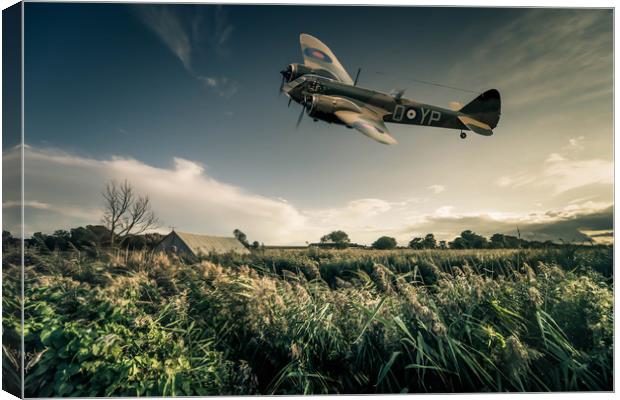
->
306, 95, 361, 124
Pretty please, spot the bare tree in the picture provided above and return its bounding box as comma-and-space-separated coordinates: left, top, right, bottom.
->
102, 179, 160, 245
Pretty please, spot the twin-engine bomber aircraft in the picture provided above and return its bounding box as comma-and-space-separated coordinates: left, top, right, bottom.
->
280, 34, 501, 145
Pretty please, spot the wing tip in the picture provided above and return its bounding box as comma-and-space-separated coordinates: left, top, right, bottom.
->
384, 136, 398, 145
300, 33, 317, 43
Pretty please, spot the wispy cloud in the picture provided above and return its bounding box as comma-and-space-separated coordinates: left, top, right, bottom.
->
138, 6, 192, 71
451, 9, 612, 107
496, 172, 536, 189
304, 198, 394, 226
563, 136, 585, 153
3, 201, 101, 222
136, 5, 238, 97
496, 138, 612, 194
428, 184, 445, 194
197, 76, 239, 98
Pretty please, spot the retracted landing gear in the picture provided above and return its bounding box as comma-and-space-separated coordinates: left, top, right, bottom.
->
460, 131, 467, 139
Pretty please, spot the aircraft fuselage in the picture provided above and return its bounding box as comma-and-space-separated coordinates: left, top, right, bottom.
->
299, 76, 466, 131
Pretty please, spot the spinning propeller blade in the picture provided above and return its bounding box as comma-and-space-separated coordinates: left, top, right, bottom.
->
279, 73, 286, 95
296, 106, 305, 128
295, 94, 312, 128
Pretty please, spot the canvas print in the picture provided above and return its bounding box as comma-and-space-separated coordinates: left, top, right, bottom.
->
2, 2, 614, 397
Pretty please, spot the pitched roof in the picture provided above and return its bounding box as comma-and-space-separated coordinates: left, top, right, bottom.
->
173, 231, 250, 255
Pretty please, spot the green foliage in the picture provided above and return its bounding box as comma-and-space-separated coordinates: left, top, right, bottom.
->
409, 234, 436, 249
6, 245, 612, 396
233, 229, 250, 248
2, 251, 22, 397
320, 230, 351, 249
490, 233, 523, 249
372, 236, 397, 250
22, 275, 238, 396
450, 230, 489, 249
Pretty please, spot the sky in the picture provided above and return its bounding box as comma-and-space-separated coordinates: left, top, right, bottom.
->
3, 4, 614, 245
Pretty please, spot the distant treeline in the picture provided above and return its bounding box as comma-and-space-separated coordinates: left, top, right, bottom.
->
2, 225, 164, 253
414, 230, 599, 250
3, 226, 608, 254
317, 230, 608, 250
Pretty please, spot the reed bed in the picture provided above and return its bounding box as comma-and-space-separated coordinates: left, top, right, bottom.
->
2, 246, 612, 395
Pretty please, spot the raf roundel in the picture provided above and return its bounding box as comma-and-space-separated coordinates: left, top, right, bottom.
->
304, 47, 333, 64
406, 109, 417, 120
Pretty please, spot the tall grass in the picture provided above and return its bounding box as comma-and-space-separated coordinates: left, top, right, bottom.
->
3, 246, 612, 395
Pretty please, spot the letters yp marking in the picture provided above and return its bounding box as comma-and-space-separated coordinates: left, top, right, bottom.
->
420, 108, 442, 125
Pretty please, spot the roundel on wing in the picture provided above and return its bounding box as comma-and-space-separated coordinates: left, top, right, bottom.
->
304, 47, 333, 63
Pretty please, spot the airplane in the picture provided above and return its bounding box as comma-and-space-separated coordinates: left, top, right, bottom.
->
280, 34, 501, 145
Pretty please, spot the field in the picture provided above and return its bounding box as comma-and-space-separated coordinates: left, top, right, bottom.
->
2, 246, 614, 395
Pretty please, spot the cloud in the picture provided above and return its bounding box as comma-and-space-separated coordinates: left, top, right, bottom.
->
496, 138, 612, 194
1, 146, 423, 245
434, 205, 454, 217
541, 155, 613, 194
304, 198, 393, 224
451, 9, 612, 107
197, 76, 239, 98
138, 6, 192, 71
301, 198, 401, 243
523, 206, 613, 243
404, 201, 613, 244
496, 172, 536, 189
136, 5, 238, 96
211, 5, 234, 48
3, 200, 99, 221
4, 146, 305, 243
4, 146, 613, 246
563, 136, 585, 153
428, 184, 445, 194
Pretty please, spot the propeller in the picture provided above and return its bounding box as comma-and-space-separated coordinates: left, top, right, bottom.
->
295, 94, 312, 128
390, 88, 406, 101
354, 68, 361, 86
279, 73, 286, 94
279, 66, 293, 95
296, 105, 305, 128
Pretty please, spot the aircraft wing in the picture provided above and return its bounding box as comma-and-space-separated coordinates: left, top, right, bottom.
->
300, 34, 354, 85
335, 109, 398, 145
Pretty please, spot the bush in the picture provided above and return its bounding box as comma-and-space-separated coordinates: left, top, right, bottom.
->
371, 236, 397, 250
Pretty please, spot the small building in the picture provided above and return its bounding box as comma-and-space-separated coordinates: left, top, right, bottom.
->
155, 230, 250, 257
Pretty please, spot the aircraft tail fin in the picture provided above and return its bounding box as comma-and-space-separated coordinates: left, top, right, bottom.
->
459, 89, 501, 129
